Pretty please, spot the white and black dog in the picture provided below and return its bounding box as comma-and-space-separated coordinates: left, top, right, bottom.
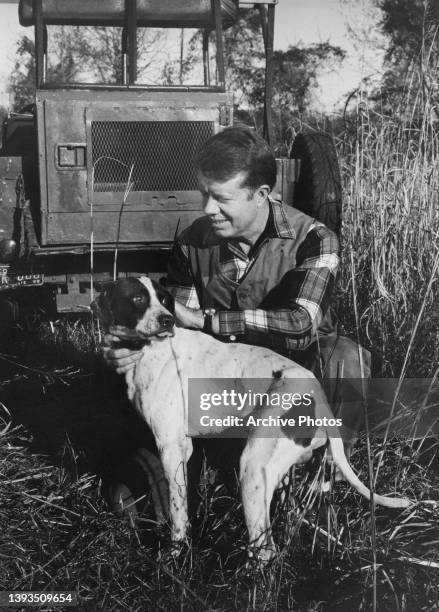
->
92, 276, 410, 561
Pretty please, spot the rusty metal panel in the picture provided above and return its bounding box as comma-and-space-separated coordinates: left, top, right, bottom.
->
36, 92, 88, 245
0, 157, 22, 206
1, 112, 35, 156
91, 190, 203, 211
37, 89, 233, 246
0, 157, 23, 244
46, 210, 206, 245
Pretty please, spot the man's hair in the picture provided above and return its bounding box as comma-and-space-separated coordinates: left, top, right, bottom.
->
195, 126, 277, 191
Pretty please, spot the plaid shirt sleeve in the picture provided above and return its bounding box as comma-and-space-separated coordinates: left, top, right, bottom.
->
218, 223, 339, 350
166, 234, 201, 310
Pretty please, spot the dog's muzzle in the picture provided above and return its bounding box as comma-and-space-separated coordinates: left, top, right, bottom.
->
157, 313, 175, 331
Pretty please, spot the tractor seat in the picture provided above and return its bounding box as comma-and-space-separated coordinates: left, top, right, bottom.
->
19, 0, 240, 29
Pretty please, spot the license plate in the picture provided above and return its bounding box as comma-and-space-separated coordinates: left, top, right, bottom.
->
0, 267, 44, 290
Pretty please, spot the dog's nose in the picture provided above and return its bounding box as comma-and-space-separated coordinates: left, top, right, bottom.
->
158, 314, 175, 329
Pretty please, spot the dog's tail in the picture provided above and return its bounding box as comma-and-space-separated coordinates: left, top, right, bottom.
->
328, 436, 411, 508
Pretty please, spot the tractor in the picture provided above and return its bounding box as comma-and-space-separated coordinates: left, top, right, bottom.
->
0, 0, 341, 333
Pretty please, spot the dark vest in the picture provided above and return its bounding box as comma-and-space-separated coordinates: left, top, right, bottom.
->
182, 204, 315, 311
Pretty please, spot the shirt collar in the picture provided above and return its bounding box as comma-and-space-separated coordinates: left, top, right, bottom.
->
268, 197, 297, 239
250, 198, 297, 243
226, 198, 296, 259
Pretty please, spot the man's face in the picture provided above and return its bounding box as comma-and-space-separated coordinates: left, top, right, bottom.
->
198, 171, 266, 242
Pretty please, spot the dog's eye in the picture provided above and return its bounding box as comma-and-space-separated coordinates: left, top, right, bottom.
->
132, 294, 147, 306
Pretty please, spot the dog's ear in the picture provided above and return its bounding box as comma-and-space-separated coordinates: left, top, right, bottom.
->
151, 280, 175, 315
91, 282, 115, 327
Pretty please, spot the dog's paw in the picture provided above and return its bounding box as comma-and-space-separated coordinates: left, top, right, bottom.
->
321, 480, 331, 494
246, 543, 278, 567
321, 467, 345, 493
307, 478, 331, 495
158, 539, 191, 565
170, 540, 189, 558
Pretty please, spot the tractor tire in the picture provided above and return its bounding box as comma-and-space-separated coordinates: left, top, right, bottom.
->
104, 447, 169, 523
290, 132, 342, 236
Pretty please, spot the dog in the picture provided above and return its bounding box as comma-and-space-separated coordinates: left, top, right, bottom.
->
92, 276, 411, 561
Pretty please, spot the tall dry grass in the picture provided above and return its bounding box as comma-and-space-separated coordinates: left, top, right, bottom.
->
338, 76, 439, 377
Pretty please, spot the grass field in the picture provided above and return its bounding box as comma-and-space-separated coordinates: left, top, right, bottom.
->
1, 88, 439, 610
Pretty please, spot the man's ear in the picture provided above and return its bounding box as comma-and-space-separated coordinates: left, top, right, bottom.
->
255, 184, 270, 207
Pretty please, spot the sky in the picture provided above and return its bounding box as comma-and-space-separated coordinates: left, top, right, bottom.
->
273, 0, 386, 110
0, 0, 386, 112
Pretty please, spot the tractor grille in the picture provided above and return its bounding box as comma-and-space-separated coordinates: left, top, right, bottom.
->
91, 121, 214, 192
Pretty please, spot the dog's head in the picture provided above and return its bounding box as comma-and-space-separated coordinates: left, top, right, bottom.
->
91, 276, 175, 347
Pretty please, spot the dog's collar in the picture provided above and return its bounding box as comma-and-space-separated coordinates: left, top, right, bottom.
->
108, 325, 175, 348
111, 337, 151, 350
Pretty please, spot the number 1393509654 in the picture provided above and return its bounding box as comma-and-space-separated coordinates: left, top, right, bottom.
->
0, 591, 76, 606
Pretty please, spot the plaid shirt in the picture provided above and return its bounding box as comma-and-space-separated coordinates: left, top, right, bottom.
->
167, 199, 339, 352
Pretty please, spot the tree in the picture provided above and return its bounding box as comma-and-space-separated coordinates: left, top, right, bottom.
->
271, 43, 346, 128
9, 9, 346, 144
373, 0, 439, 113
9, 36, 36, 111
185, 8, 345, 138
378, 0, 439, 64
223, 10, 345, 128
9, 26, 169, 111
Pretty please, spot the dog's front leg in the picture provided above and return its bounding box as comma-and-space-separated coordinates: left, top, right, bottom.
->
239, 438, 279, 562
159, 440, 190, 542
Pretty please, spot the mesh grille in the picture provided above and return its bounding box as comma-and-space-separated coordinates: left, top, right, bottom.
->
91, 121, 214, 192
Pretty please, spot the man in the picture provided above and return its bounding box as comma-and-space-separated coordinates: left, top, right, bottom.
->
104, 126, 368, 441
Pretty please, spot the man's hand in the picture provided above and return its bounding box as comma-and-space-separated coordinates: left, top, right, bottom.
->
102, 333, 143, 374
174, 302, 219, 333
174, 301, 203, 329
